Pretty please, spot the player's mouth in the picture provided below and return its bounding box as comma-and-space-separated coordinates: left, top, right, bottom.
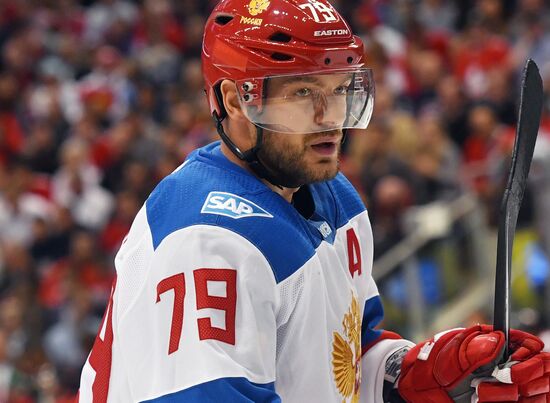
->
309, 137, 339, 156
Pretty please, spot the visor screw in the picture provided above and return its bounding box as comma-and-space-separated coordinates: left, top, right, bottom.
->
242, 82, 252, 92
324, 58, 331, 65
347, 56, 353, 64
243, 94, 251, 102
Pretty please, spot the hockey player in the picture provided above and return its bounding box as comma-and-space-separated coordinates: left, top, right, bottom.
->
78, 0, 550, 401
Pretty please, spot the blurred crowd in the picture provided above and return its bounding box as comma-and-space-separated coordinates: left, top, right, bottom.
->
0, 0, 549, 400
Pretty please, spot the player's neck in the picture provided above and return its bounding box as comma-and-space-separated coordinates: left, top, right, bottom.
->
220, 142, 299, 203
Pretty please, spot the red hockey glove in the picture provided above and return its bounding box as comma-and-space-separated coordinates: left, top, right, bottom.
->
397, 324, 549, 402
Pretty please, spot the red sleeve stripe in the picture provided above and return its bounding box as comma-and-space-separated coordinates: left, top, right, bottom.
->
362, 330, 402, 356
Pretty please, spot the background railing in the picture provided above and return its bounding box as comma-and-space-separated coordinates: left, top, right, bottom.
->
373, 193, 499, 341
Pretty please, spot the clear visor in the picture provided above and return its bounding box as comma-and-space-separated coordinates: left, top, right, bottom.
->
236, 68, 374, 134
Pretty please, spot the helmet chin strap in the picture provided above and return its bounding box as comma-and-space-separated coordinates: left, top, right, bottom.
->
213, 112, 285, 189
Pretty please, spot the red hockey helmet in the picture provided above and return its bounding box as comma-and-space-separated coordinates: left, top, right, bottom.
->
202, 0, 374, 134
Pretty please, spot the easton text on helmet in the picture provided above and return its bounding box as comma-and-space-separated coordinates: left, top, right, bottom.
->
314, 29, 349, 37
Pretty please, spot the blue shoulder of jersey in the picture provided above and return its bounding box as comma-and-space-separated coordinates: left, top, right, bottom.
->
146, 142, 365, 284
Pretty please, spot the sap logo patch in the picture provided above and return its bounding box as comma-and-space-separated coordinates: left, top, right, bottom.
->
201, 192, 273, 219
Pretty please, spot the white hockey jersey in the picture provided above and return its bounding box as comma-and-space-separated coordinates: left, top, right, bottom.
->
78, 142, 413, 402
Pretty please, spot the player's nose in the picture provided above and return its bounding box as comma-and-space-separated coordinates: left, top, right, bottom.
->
313, 97, 346, 129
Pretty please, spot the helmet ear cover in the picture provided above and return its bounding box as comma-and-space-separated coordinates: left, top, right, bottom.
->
213, 83, 227, 122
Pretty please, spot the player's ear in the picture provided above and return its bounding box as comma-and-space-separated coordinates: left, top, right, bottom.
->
220, 80, 247, 122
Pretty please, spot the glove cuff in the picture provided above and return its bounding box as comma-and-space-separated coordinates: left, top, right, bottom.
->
383, 346, 410, 402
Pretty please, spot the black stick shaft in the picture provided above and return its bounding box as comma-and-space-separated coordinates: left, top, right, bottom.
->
493, 59, 543, 359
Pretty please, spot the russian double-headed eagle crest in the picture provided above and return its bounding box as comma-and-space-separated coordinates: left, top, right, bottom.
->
248, 0, 270, 16
332, 293, 361, 403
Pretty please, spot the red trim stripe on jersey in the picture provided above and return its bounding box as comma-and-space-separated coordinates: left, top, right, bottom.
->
87, 277, 117, 402
362, 330, 403, 356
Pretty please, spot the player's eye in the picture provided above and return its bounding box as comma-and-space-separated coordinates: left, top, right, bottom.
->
334, 85, 348, 95
295, 88, 312, 97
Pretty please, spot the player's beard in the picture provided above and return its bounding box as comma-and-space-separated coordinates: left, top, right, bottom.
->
257, 130, 342, 188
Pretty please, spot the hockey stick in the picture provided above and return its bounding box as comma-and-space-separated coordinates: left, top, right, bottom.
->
493, 59, 543, 359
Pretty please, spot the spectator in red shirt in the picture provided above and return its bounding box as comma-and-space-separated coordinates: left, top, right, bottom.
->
0, 72, 23, 168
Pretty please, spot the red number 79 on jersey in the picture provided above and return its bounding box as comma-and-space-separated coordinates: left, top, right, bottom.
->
156, 268, 237, 355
